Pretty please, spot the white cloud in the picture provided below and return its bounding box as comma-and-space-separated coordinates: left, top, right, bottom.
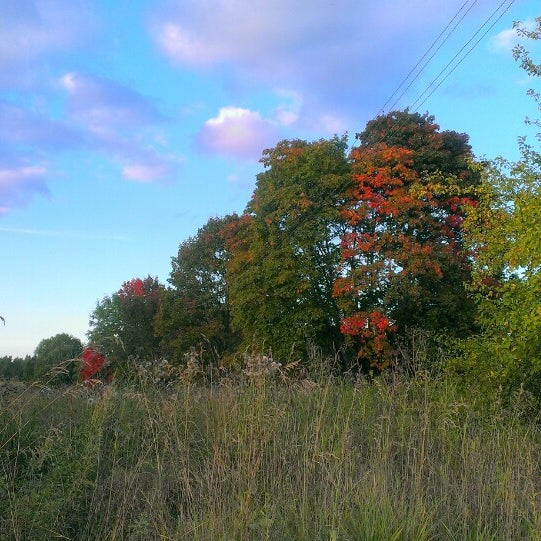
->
122, 163, 168, 182
490, 19, 538, 53
490, 28, 519, 52
197, 107, 279, 159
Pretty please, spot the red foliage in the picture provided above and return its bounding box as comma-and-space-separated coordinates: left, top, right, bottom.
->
335, 134, 478, 366
80, 347, 108, 385
118, 278, 145, 298
340, 310, 398, 370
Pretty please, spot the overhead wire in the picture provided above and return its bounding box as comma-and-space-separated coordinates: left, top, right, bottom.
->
379, 0, 476, 116
371, 0, 516, 148
411, 0, 516, 112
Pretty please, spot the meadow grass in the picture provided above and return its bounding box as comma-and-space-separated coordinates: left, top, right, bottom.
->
1, 372, 540, 540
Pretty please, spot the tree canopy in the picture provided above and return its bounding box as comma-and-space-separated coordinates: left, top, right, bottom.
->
155, 215, 239, 364
335, 111, 480, 368
226, 136, 352, 361
87, 276, 163, 364
33, 333, 83, 383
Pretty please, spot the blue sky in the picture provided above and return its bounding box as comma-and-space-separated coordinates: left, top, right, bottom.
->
1, 0, 539, 357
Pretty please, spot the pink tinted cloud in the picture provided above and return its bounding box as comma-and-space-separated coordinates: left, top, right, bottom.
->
0, 165, 49, 214
197, 107, 278, 159
61, 72, 164, 134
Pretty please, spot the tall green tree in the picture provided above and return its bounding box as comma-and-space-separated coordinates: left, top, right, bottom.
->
88, 276, 163, 363
155, 215, 239, 364
335, 112, 481, 368
33, 333, 83, 383
226, 136, 351, 361
461, 145, 541, 397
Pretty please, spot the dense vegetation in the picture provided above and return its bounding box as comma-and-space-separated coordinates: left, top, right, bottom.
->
1, 18, 540, 540
2, 365, 541, 540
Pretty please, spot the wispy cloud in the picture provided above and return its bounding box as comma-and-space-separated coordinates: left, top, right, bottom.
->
60, 72, 182, 183
0, 226, 130, 242
490, 18, 537, 53
61, 72, 165, 134
122, 161, 170, 183
150, 0, 480, 130
0, 69, 183, 213
0, 0, 96, 88
0, 101, 86, 149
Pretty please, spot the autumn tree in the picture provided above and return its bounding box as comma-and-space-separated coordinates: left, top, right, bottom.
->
226, 136, 352, 361
88, 276, 163, 364
335, 111, 481, 368
155, 215, 239, 364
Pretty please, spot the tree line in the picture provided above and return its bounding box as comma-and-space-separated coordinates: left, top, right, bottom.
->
2, 18, 539, 400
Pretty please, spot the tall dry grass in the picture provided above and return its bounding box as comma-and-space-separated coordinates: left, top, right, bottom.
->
1, 367, 540, 540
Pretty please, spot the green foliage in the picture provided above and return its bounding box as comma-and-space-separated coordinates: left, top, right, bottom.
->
513, 16, 541, 140
155, 215, 240, 364
0, 355, 35, 381
227, 136, 351, 362
454, 18, 541, 400
33, 333, 83, 384
459, 144, 541, 398
87, 276, 164, 367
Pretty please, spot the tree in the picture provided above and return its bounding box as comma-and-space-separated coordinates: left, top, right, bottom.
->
457, 19, 541, 399
88, 276, 164, 364
33, 333, 83, 383
335, 111, 480, 369
155, 216, 239, 364
226, 136, 352, 361
460, 145, 541, 397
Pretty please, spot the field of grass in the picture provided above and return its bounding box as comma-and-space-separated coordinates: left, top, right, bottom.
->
1, 372, 540, 540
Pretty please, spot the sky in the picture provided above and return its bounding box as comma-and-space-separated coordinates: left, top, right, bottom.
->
1, 0, 539, 357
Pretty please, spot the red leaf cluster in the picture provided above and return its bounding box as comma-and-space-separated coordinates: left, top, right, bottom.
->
340, 310, 398, 370
118, 278, 145, 298
80, 346, 106, 383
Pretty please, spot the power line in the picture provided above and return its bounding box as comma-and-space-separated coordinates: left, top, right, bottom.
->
411, 0, 516, 112
379, 0, 477, 116
371, 0, 516, 148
